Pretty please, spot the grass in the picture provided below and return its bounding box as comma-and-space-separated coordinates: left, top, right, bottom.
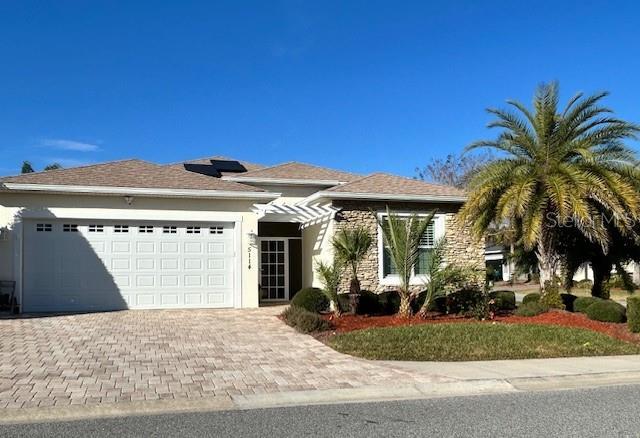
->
328, 323, 640, 361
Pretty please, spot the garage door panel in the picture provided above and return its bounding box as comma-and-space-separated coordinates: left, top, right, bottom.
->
23, 220, 236, 312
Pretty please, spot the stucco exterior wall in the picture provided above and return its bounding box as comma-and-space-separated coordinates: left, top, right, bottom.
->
301, 219, 334, 289
331, 200, 485, 293
0, 192, 260, 309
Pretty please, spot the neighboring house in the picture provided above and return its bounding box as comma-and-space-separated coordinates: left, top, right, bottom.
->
0, 156, 485, 313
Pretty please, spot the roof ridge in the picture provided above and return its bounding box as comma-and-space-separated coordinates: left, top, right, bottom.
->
236, 160, 360, 178
2, 158, 146, 179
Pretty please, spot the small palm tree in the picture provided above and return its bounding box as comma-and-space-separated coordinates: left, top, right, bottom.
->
331, 226, 372, 295
461, 82, 640, 295
377, 207, 435, 317
315, 259, 343, 316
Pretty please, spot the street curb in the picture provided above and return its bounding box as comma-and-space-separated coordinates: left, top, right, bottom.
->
2, 372, 640, 425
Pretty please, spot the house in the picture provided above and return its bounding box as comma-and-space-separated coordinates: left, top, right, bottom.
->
0, 156, 485, 313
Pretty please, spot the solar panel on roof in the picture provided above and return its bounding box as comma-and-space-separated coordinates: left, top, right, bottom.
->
183, 163, 222, 177
210, 160, 247, 173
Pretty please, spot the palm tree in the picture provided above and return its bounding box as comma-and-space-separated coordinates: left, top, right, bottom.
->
331, 226, 372, 295
315, 259, 343, 316
461, 82, 640, 295
376, 208, 435, 317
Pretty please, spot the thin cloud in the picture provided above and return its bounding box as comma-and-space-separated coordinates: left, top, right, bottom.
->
40, 139, 101, 152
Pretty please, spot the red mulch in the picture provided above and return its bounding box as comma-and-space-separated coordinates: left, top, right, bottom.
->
324, 310, 640, 343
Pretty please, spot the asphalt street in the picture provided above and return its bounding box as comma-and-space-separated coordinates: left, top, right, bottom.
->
3, 384, 640, 437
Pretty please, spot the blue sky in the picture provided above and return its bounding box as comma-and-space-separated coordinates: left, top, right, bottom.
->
0, 1, 638, 176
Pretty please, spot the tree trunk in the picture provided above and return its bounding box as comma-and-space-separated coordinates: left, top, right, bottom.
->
591, 260, 612, 299
537, 241, 555, 294
398, 293, 412, 318
349, 278, 361, 295
509, 242, 515, 284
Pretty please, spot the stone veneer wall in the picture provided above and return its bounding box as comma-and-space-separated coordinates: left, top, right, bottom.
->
332, 200, 485, 293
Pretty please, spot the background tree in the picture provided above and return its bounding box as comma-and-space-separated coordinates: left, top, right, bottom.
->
331, 226, 372, 295
377, 208, 435, 317
21, 161, 34, 173
461, 82, 640, 295
416, 152, 494, 189
43, 162, 63, 171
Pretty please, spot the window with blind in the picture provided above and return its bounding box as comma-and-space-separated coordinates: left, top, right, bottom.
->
381, 218, 436, 278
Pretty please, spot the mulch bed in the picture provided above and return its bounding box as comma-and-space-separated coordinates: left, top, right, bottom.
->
324, 310, 640, 344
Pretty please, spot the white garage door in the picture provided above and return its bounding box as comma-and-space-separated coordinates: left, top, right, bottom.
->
22, 220, 236, 312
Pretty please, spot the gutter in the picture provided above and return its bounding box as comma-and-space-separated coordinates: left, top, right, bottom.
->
222, 176, 348, 186
0, 183, 281, 200
299, 190, 467, 205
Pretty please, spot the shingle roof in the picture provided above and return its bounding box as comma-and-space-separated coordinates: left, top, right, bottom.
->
326, 173, 465, 198
228, 162, 360, 183
0, 159, 264, 192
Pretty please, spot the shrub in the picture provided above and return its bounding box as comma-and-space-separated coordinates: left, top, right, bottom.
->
446, 287, 483, 314
412, 289, 444, 314
540, 281, 565, 310
522, 293, 541, 305
377, 291, 400, 315
574, 279, 593, 289
585, 300, 626, 323
560, 293, 577, 312
281, 305, 332, 333
488, 290, 516, 311
627, 296, 640, 333
515, 302, 549, 317
290, 287, 329, 313
357, 290, 382, 315
574, 296, 603, 314
608, 274, 637, 291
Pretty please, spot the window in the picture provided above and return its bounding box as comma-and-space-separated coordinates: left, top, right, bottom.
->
36, 223, 52, 232
114, 225, 129, 233
63, 224, 78, 232
210, 226, 223, 234
186, 226, 201, 234
88, 225, 104, 233
380, 215, 437, 280
163, 226, 177, 234
138, 225, 154, 233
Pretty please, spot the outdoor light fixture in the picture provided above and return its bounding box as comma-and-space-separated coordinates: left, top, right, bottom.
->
123, 195, 134, 205
247, 231, 258, 246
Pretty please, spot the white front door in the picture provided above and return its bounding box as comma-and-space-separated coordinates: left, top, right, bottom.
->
259, 238, 288, 301
22, 220, 236, 312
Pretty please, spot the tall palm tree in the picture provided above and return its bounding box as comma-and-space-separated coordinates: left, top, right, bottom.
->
377, 208, 435, 317
331, 226, 372, 295
461, 82, 640, 294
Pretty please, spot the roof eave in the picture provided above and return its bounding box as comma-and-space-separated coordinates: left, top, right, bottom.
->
299, 190, 467, 205
222, 176, 347, 186
0, 183, 280, 200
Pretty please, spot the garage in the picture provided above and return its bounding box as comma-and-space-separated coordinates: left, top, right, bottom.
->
22, 219, 237, 312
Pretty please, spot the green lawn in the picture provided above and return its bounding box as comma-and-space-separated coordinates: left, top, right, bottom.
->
328, 323, 640, 361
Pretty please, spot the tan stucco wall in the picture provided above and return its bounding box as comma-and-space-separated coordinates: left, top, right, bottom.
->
301, 219, 334, 289
0, 192, 260, 309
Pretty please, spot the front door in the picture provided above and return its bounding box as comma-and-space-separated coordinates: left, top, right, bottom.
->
259, 238, 288, 301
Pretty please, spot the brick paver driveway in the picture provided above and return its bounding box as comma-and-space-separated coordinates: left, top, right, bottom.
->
0, 307, 443, 409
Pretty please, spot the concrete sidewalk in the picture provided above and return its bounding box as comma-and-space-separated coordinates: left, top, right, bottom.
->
382, 355, 640, 380
3, 355, 640, 425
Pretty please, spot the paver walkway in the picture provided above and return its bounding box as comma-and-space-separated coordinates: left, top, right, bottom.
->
0, 307, 446, 409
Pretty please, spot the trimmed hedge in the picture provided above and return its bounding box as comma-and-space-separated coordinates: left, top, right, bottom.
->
357, 290, 382, 315
446, 288, 484, 314
281, 305, 331, 333
515, 302, 549, 317
574, 279, 593, 289
290, 287, 329, 313
377, 291, 400, 315
522, 293, 541, 305
574, 296, 602, 314
489, 290, 516, 311
585, 300, 626, 323
627, 296, 640, 333
561, 293, 577, 312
